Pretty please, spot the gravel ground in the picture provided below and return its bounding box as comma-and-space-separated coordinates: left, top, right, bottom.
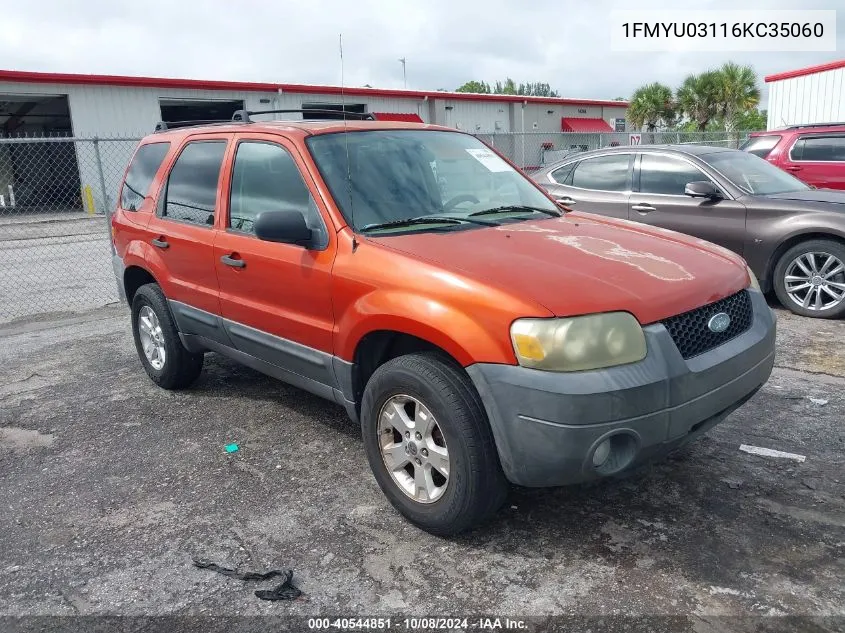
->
0, 301, 843, 633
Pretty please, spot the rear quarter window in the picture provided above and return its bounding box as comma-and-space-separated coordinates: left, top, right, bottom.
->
120, 142, 170, 210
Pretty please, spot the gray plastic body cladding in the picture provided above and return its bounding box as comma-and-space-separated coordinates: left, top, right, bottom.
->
112, 255, 127, 303
466, 290, 776, 487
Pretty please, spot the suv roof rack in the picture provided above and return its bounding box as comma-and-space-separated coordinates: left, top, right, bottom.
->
154, 120, 238, 132
783, 122, 845, 130
232, 109, 376, 123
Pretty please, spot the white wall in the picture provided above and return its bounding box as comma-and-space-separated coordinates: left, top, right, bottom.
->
767, 67, 845, 129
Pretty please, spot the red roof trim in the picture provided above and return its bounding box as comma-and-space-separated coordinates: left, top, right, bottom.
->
561, 117, 614, 132
0, 69, 628, 108
764, 59, 845, 83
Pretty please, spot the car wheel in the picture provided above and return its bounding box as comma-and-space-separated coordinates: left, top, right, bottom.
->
360, 352, 508, 536
131, 283, 204, 389
773, 239, 845, 318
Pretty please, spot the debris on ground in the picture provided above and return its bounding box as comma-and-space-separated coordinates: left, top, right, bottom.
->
739, 444, 806, 463
224, 443, 239, 453
803, 478, 821, 491
193, 558, 302, 601
808, 397, 829, 406
720, 478, 743, 490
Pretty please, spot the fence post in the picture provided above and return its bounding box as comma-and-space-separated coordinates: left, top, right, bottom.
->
92, 138, 116, 257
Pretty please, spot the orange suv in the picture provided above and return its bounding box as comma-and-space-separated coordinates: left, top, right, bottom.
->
112, 111, 776, 535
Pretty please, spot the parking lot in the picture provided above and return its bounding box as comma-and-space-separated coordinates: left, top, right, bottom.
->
0, 296, 843, 630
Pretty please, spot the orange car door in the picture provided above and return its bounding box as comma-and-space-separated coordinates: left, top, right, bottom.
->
213, 135, 337, 387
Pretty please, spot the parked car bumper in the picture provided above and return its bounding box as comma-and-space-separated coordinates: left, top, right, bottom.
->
466, 290, 776, 487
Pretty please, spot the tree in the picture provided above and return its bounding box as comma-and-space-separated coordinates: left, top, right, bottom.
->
676, 71, 720, 131
627, 82, 675, 132
516, 82, 560, 97
494, 78, 518, 95
715, 62, 760, 136
733, 108, 767, 131
455, 80, 492, 94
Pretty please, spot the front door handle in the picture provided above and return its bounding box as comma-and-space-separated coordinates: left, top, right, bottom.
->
631, 203, 657, 213
220, 254, 246, 268
556, 196, 577, 205
151, 237, 169, 249
786, 166, 802, 172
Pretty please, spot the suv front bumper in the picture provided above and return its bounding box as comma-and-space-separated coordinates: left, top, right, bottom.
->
466, 290, 776, 487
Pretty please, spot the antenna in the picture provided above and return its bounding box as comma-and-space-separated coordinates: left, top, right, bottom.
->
340, 33, 356, 246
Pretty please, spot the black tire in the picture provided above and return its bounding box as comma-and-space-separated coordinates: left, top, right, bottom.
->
773, 239, 845, 319
360, 352, 508, 536
131, 283, 204, 389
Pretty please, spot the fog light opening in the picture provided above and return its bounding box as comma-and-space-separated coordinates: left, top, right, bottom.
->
593, 439, 611, 467
591, 432, 637, 476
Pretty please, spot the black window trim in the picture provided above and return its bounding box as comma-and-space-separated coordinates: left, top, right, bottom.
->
788, 133, 845, 163
120, 141, 172, 212
157, 138, 229, 229
225, 137, 330, 250
634, 151, 729, 198
552, 151, 635, 193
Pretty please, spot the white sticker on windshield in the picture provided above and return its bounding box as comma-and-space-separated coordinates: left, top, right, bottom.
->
465, 148, 511, 172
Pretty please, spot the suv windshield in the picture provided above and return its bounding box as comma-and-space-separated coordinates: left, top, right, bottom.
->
705, 150, 810, 195
739, 135, 781, 158
306, 130, 558, 233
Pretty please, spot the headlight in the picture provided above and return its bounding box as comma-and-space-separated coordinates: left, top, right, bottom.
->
746, 266, 761, 292
510, 312, 647, 372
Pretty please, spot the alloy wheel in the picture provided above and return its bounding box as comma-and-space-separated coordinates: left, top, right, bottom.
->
138, 305, 167, 370
784, 252, 845, 312
377, 394, 450, 504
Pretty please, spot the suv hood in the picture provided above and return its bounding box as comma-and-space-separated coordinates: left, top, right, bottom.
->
372, 214, 749, 325
764, 189, 845, 205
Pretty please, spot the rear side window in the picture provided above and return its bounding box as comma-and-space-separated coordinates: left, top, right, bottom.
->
739, 135, 781, 158
229, 141, 322, 237
161, 141, 227, 226
639, 154, 711, 195
121, 142, 170, 210
550, 162, 576, 185
791, 136, 845, 162
571, 154, 631, 191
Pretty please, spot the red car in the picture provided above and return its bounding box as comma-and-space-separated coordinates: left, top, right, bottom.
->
741, 124, 845, 190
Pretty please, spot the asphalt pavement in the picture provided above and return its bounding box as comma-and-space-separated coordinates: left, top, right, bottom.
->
0, 301, 843, 633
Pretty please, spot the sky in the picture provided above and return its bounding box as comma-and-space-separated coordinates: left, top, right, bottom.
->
2, 0, 843, 107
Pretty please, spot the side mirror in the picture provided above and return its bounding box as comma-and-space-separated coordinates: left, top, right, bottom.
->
684, 181, 722, 199
254, 210, 313, 246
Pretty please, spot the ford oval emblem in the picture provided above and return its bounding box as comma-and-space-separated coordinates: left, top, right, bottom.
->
708, 312, 731, 333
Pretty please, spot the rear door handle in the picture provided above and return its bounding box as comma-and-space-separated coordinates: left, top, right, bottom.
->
631, 204, 656, 213
151, 237, 169, 249
220, 254, 246, 268
555, 196, 576, 205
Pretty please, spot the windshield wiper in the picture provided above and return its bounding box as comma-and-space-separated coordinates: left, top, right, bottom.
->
468, 205, 562, 218
360, 215, 497, 233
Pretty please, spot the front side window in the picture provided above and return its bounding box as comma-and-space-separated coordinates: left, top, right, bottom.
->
121, 142, 170, 210
550, 162, 576, 185
792, 136, 845, 162
229, 141, 324, 241
739, 135, 781, 158
306, 130, 557, 233
571, 154, 631, 191
639, 154, 712, 196
705, 150, 809, 195
161, 141, 227, 226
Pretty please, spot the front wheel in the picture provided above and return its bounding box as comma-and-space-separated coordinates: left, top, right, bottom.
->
360, 352, 508, 536
773, 239, 845, 318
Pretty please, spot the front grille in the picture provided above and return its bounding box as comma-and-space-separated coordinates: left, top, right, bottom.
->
661, 290, 753, 359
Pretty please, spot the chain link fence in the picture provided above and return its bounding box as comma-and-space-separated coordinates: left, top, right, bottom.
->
0, 136, 139, 323
477, 131, 752, 171
0, 130, 755, 324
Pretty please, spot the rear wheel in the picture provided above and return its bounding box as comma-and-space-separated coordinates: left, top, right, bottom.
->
773, 239, 845, 318
360, 352, 508, 536
131, 283, 204, 389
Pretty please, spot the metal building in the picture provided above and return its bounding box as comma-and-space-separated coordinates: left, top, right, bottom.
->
765, 59, 845, 129
0, 69, 627, 214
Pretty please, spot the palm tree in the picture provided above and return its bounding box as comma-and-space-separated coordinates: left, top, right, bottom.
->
676, 71, 720, 131
715, 62, 760, 143
627, 83, 675, 138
